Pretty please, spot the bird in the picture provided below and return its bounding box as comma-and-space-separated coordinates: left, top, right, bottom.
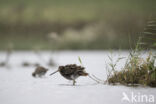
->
50, 64, 88, 85
32, 66, 48, 77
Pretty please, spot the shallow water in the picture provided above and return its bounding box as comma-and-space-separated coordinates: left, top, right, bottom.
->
0, 51, 155, 104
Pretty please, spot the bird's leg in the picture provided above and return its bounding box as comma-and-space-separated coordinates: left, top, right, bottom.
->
73, 80, 76, 86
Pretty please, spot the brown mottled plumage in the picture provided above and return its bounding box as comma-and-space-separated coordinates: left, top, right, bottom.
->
50, 64, 88, 85
32, 66, 48, 77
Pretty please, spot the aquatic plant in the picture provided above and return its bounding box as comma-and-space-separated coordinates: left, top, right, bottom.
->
106, 39, 156, 87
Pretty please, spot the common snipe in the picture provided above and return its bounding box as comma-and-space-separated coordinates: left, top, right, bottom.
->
50, 64, 88, 85
32, 66, 48, 77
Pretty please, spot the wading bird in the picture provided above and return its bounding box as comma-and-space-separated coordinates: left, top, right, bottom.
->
50, 64, 88, 85
32, 66, 48, 77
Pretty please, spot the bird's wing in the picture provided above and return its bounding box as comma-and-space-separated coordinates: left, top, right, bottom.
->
63, 68, 76, 75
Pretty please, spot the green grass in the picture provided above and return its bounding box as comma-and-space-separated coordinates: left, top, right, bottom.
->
106, 39, 156, 87
0, 0, 155, 50
107, 52, 156, 87
0, 0, 155, 23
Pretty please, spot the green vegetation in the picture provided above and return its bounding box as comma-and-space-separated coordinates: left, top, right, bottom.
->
0, 0, 154, 24
106, 39, 156, 87
0, 0, 156, 50
107, 51, 156, 87
143, 15, 156, 48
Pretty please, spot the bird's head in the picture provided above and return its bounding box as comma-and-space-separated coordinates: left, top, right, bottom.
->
32, 72, 36, 77
58, 66, 65, 71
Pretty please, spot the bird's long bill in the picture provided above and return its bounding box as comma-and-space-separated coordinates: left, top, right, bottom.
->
49, 70, 59, 76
